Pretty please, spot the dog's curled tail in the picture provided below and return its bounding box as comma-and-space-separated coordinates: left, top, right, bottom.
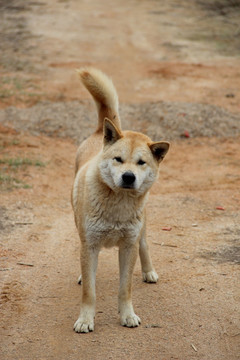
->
77, 67, 121, 131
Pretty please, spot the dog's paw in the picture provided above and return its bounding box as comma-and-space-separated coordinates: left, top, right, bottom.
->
120, 312, 141, 328
74, 316, 94, 333
77, 275, 82, 285
142, 270, 158, 283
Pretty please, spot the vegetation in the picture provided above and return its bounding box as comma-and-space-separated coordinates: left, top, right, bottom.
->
0, 156, 45, 191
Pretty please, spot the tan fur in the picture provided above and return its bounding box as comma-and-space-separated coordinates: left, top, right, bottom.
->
72, 68, 170, 333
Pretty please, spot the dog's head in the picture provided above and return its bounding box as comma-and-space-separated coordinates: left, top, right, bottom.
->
98, 119, 170, 195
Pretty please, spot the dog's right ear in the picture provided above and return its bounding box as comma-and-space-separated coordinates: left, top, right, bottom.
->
103, 118, 122, 146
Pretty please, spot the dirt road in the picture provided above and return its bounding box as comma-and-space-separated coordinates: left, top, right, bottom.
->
0, 1, 240, 359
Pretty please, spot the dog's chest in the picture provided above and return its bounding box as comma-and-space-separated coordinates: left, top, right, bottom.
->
85, 218, 142, 248
83, 184, 146, 247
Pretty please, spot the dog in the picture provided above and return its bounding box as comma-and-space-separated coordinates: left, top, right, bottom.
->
72, 68, 170, 333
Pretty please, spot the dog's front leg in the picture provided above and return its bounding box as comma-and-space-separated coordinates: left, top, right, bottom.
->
74, 243, 99, 333
139, 223, 158, 283
118, 242, 141, 328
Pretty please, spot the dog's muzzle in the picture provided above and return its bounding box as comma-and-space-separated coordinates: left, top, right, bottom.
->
121, 171, 136, 189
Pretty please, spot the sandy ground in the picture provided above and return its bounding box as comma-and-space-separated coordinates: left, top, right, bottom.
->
0, 1, 240, 359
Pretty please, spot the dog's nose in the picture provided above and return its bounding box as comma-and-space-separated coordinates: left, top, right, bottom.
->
122, 171, 136, 186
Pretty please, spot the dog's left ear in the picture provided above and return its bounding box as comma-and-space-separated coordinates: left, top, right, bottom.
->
103, 118, 122, 146
149, 142, 170, 163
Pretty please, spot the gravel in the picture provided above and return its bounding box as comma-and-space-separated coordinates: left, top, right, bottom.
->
0, 100, 239, 143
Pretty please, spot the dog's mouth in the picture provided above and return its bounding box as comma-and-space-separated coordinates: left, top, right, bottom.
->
120, 184, 135, 190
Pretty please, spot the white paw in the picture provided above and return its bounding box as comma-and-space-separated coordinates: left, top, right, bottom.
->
120, 312, 141, 328
142, 270, 158, 283
74, 315, 94, 333
77, 275, 82, 284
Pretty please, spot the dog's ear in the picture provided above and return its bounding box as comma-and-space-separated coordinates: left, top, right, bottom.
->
149, 142, 170, 163
103, 118, 122, 145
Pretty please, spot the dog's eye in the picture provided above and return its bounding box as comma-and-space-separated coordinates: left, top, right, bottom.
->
137, 159, 146, 165
114, 157, 123, 163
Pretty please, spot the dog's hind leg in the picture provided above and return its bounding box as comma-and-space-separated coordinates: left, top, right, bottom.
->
139, 223, 158, 283
118, 242, 141, 328
74, 244, 100, 333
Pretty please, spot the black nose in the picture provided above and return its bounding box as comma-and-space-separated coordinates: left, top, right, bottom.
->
122, 171, 136, 186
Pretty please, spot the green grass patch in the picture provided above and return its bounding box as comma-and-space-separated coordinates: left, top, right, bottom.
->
0, 157, 45, 191
0, 157, 45, 168
0, 173, 31, 191
0, 139, 20, 151
0, 76, 43, 103
0, 88, 14, 99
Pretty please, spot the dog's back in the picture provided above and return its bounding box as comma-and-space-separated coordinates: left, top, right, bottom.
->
75, 68, 121, 173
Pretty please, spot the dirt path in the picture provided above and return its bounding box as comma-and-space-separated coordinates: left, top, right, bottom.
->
0, 1, 240, 359
1, 0, 240, 112
1, 129, 239, 360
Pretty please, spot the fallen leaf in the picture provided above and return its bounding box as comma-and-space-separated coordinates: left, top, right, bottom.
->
162, 227, 172, 231
183, 130, 190, 138
216, 206, 225, 211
